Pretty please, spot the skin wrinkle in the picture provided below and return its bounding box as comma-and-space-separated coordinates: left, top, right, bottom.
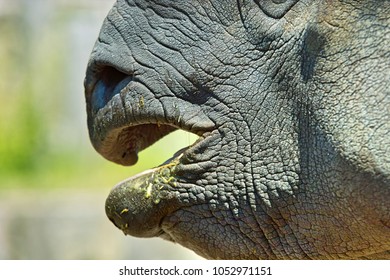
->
308, 7, 386, 188
170, 21, 205, 45
313, 67, 388, 177
143, 0, 217, 46
147, 29, 181, 53
259, 173, 304, 258
106, 9, 130, 51
294, 76, 336, 258
231, 101, 297, 258
207, 1, 237, 27
146, 46, 203, 90
191, 32, 249, 80
277, 212, 306, 258
143, 5, 200, 48
233, 179, 271, 256
96, 36, 111, 48
135, 9, 234, 98
142, 52, 186, 97
233, 122, 272, 257
119, 85, 129, 122
205, 124, 253, 257
237, 0, 247, 29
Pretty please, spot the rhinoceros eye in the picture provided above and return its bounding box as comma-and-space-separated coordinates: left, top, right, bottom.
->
255, 0, 299, 19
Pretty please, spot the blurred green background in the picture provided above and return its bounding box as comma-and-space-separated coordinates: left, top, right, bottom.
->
0, 0, 200, 259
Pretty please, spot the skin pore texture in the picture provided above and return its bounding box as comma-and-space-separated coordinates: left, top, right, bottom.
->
84, 0, 390, 259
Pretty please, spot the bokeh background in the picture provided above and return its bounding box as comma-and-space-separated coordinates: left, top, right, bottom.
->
0, 0, 201, 259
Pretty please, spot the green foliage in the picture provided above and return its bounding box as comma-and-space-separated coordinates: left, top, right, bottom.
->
0, 16, 45, 175
0, 91, 44, 174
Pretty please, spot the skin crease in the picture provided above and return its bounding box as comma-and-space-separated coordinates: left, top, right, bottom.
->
84, 0, 390, 259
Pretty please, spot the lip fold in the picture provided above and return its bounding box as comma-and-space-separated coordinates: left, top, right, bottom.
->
85, 64, 216, 167
85, 64, 176, 166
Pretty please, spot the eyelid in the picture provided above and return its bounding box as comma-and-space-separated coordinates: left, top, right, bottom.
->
255, 0, 299, 19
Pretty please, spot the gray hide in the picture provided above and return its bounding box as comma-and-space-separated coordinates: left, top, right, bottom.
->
84, 0, 390, 259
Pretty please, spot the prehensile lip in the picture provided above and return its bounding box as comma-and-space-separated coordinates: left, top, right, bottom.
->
85, 63, 216, 237
105, 151, 185, 237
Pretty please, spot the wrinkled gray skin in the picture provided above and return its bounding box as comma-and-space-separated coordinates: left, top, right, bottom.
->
84, 0, 390, 259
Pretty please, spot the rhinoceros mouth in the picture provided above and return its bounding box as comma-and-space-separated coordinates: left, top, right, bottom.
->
85, 65, 215, 165
85, 64, 216, 237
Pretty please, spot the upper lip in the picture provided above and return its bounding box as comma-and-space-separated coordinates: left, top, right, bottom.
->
84, 63, 215, 166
